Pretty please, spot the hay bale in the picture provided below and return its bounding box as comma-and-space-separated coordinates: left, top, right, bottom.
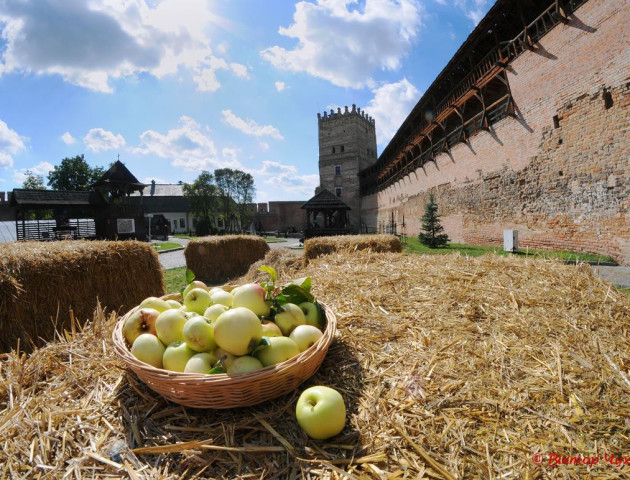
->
303, 234, 401, 263
0, 240, 163, 353
239, 248, 304, 284
184, 235, 270, 284
1, 252, 629, 478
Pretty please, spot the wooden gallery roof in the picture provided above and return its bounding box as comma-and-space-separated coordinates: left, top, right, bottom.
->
360, 0, 588, 195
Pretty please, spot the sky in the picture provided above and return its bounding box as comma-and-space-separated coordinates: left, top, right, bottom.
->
0, 0, 492, 203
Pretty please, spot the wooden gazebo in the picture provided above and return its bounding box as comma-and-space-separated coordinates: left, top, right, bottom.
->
301, 189, 352, 239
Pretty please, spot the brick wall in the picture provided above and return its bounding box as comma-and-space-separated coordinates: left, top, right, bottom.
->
363, 0, 630, 264
257, 201, 307, 232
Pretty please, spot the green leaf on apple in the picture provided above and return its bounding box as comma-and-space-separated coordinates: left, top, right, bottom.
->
185, 269, 196, 284
179, 286, 186, 300
286, 276, 312, 293
250, 337, 271, 356
208, 365, 226, 374
258, 265, 278, 283
280, 284, 314, 305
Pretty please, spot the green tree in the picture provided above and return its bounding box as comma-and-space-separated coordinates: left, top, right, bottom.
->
418, 193, 449, 248
47, 155, 105, 191
214, 168, 238, 232
183, 171, 219, 235
22, 171, 47, 190
234, 170, 256, 230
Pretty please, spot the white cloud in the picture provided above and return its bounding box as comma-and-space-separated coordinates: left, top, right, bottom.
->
256, 160, 319, 198
61, 132, 76, 144
0, 0, 245, 93
261, 0, 423, 88
275, 81, 286, 92
0, 118, 27, 168
221, 110, 284, 140
133, 115, 225, 172
365, 78, 419, 146
84, 128, 126, 152
12, 161, 54, 183
454, 0, 490, 25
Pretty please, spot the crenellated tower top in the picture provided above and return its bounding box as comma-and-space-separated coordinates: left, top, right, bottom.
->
317, 104, 375, 125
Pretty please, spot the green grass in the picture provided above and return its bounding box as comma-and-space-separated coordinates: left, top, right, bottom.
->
151, 242, 183, 252
264, 236, 286, 243
163, 266, 187, 295
402, 236, 617, 264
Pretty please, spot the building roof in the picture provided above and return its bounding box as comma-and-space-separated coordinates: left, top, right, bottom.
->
301, 189, 351, 211
10, 189, 94, 207
131, 182, 185, 197
92, 160, 146, 192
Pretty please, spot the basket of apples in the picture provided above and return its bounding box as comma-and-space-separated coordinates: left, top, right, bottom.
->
112, 266, 336, 408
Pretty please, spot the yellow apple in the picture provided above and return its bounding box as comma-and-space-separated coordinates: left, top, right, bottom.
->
213, 307, 263, 356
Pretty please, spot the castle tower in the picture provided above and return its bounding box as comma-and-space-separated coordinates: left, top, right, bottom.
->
317, 104, 377, 231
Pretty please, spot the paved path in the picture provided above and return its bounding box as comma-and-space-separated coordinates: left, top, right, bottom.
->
155, 237, 630, 288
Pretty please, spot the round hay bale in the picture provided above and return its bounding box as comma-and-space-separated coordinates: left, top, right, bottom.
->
0, 240, 164, 353
184, 235, 270, 284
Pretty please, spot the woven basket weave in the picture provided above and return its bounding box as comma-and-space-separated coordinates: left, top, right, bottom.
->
112, 294, 337, 408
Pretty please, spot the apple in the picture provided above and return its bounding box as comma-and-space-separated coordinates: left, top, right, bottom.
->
183, 280, 208, 299
122, 308, 160, 344
299, 302, 323, 328
184, 352, 218, 374
296, 386, 346, 440
227, 356, 264, 374
274, 303, 306, 336
139, 296, 172, 312
182, 316, 217, 352
261, 320, 283, 337
289, 325, 324, 352
254, 336, 300, 367
214, 347, 236, 369
162, 340, 196, 372
231, 283, 270, 317
155, 309, 188, 345
166, 299, 182, 309
203, 304, 229, 322
130, 333, 165, 368
213, 307, 263, 356
184, 288, 212, 315
210, 289, 234, 307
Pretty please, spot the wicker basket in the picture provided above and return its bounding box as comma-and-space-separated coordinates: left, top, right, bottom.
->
112, 294, 337, 408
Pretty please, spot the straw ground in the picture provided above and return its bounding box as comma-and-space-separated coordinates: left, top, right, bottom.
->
0, 250, 629, 478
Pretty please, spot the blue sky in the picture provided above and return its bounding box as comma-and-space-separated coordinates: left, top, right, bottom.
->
0, 0, 492, 203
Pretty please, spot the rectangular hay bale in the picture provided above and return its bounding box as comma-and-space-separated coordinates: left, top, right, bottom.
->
303, 234, 402, 263
184, 235, 270, 284
0, 240, 164, 353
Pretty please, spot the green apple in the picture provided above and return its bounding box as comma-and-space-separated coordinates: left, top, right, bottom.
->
166, 299, 182, 309
155, 309, 188, 345
254, 336, 300, 367
289, 325, 324, 352
130, 333, 165, 368
214, 347, 236, 369
261, 320, 283, 337
139, 296, 172, 312
231, 283, 270, 317
162, 341, 196, 372
296, 386, 346, 440
299, 301, 323, 328
184, 352, 218, 373
183, 280, 208, 299
274, 303, 306, 336
182, 316, 217, 352
184, 287, 212, 315
213, 307, 263, 356
122, 308, 160, 345
227, 356, 264, 374
204, 304, 229, 322
210, 289, 233, 307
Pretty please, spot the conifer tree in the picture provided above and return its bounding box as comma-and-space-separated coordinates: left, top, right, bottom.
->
419, 193, 449, 248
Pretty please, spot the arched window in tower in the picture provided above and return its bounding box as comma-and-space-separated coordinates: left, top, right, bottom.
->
335, 187, 342, 197
335, 165, 342, 176
332, 146, 335, 154
340, 145, 344, 152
